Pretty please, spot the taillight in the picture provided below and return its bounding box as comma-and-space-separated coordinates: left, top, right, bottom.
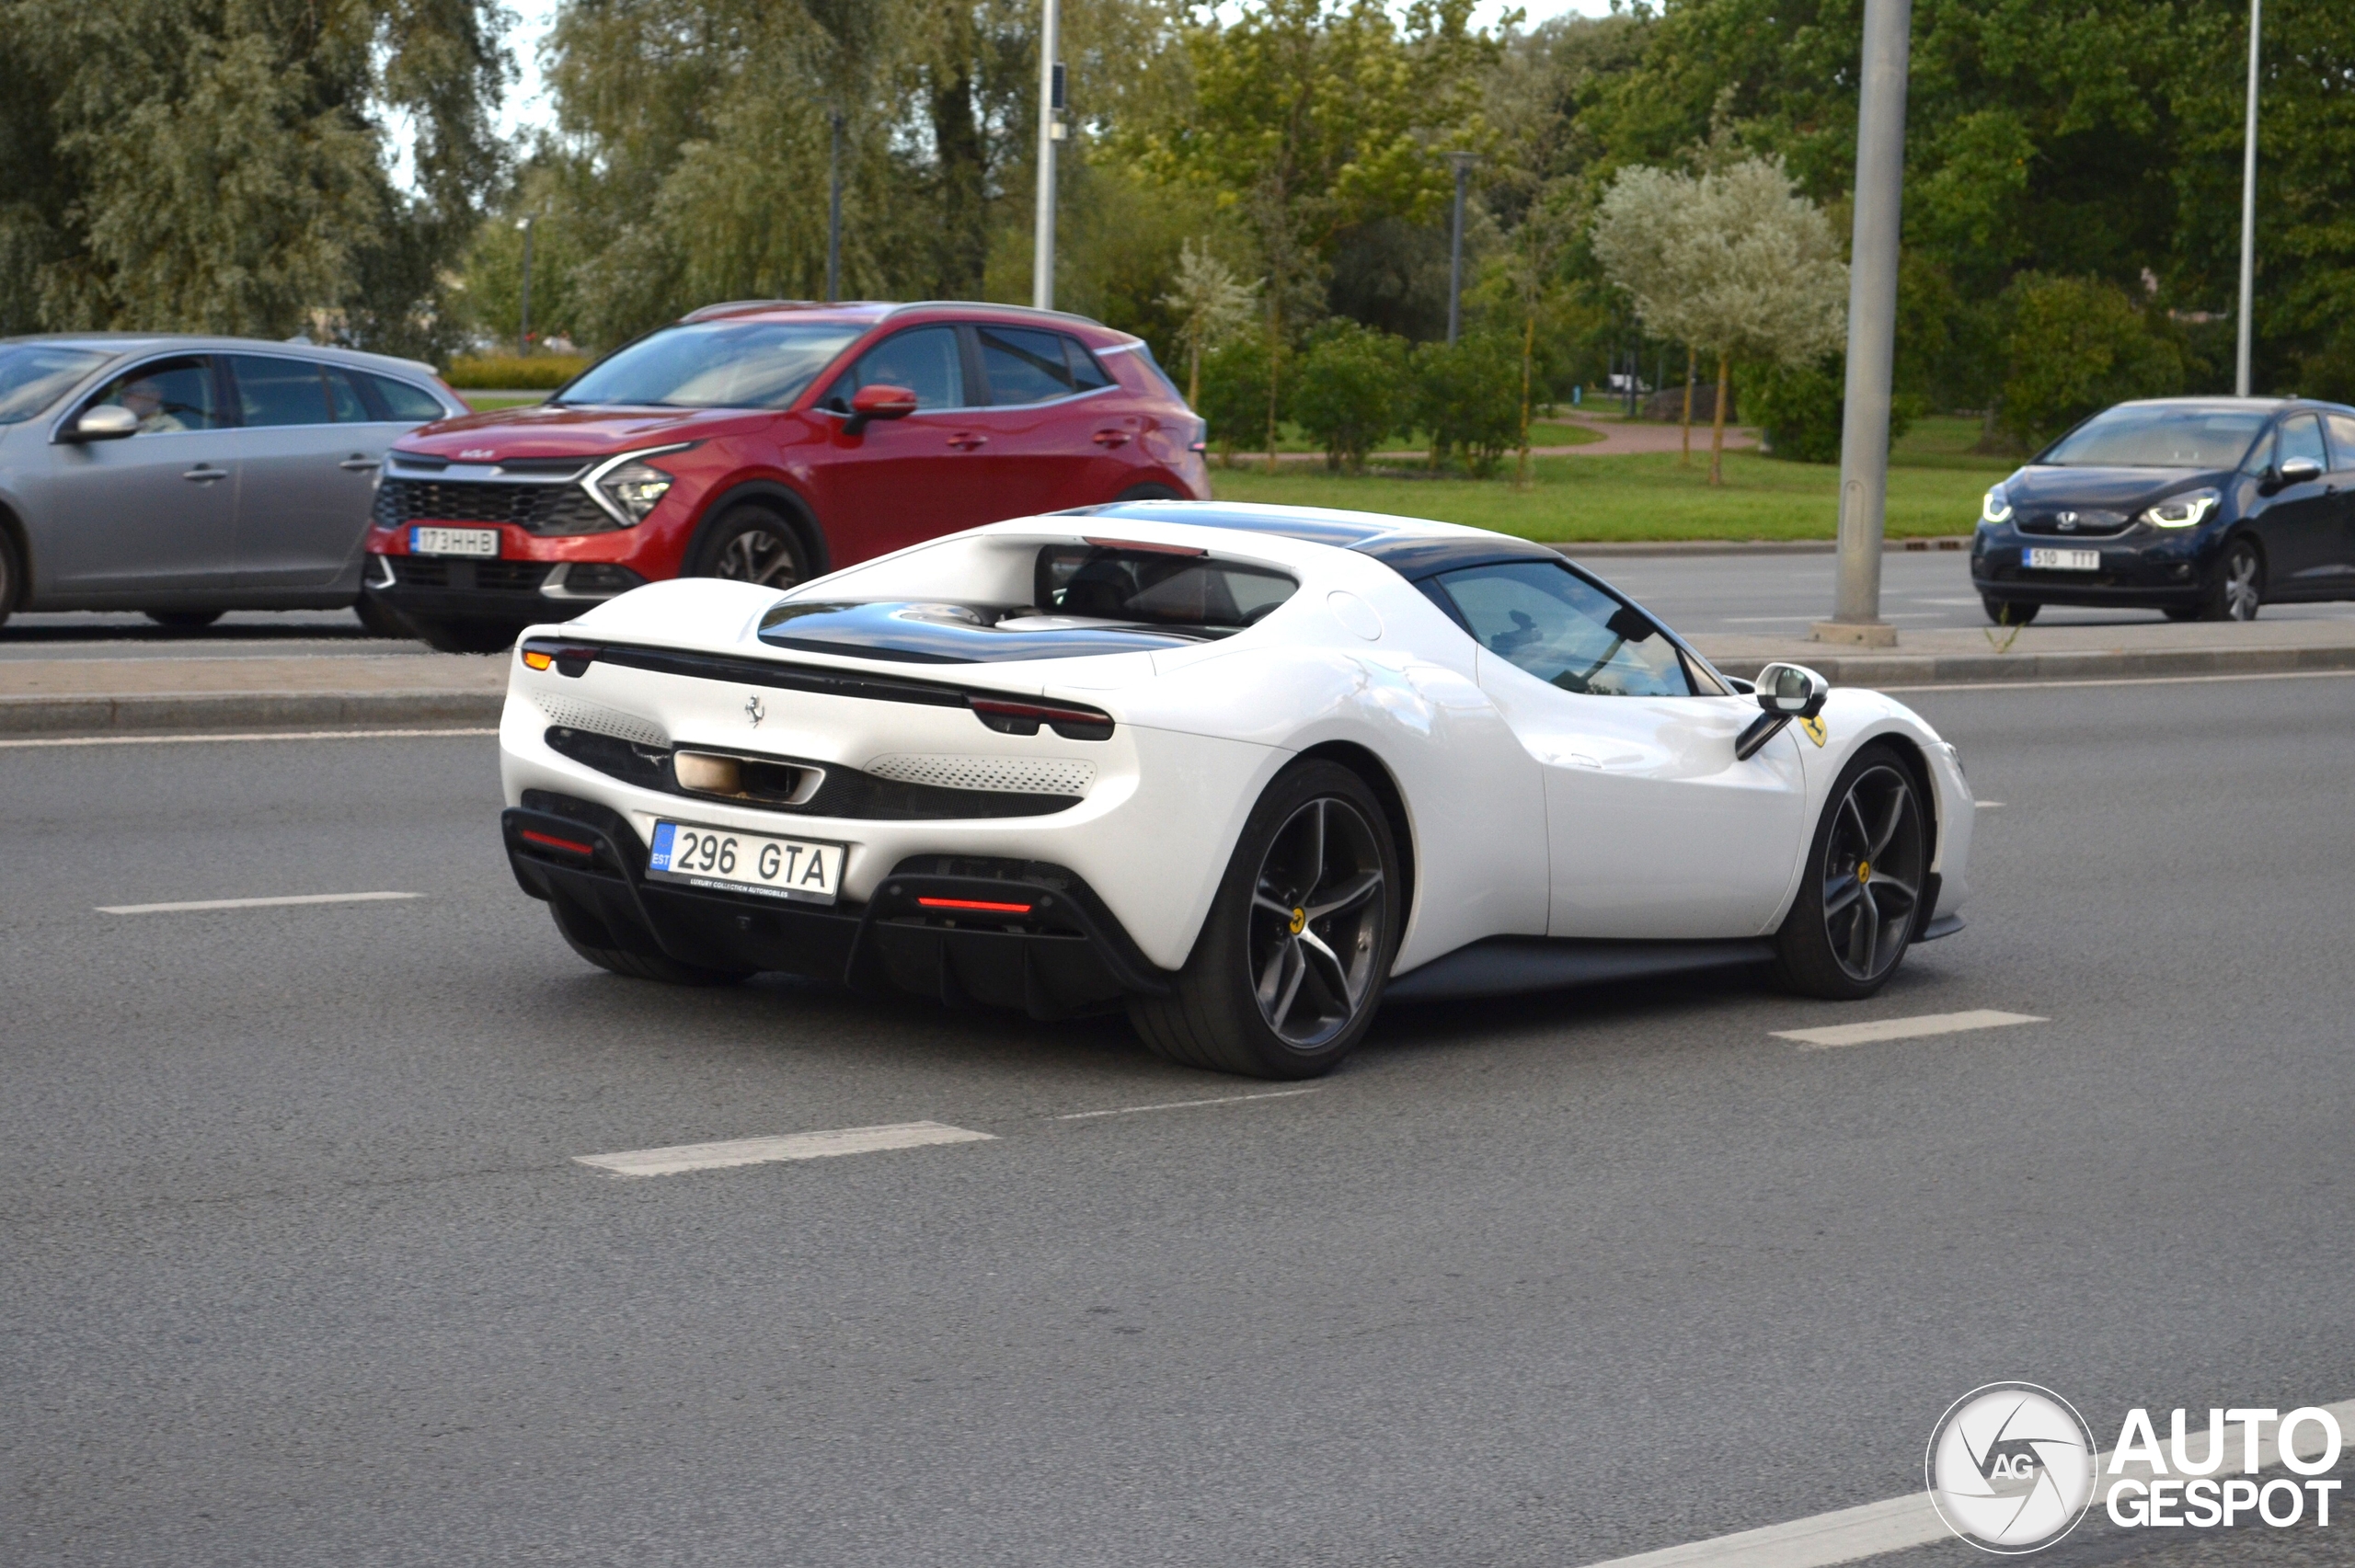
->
968, 695, 1116, 741
520, 639, 598, 677
915, 897, 1034, 915
519, 828, 596, 856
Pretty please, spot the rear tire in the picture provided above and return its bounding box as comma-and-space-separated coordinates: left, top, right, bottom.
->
411, 618, 519, 654
1981, 597, 2038, 626
687, 504, 810, 588
1773, 744, 1930, 1001
1127, 761, 1400, 1079
144, 610, 224, 631
551, 904, 748, 986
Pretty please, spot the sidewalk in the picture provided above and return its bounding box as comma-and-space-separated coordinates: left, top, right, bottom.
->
4, 619, 2353, 737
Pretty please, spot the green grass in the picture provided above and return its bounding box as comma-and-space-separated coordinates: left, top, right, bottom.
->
460, 393, 546, 411
1889, 414, 2019, 471
443, 354, 588, 390
1212, 417, 1603, 458
1208, 448, 1990, 541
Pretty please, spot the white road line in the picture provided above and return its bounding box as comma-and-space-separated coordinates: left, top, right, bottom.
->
0, 727, 496, 750
1773, 1009, 2046, 1049
1578, 1396, 2355, 1568
575, 1121, 994, 1177
1974, 800, 2004, 809
1885, 668, 2355, 694
97, 890, 421, 915
1055, 1087, 1322, 1120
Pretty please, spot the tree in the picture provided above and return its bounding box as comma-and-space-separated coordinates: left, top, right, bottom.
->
1996, 274, 2183, 451
1158, 238, 1259, 407
1592, 155, 1844, 484
1291, 322, 1409, 472
1197, 336, 1272, 467
1412, 332, 1522, 475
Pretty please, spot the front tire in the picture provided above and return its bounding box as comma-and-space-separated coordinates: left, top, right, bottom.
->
1982, 596, 2038, 626
1128, 761, 1400, 1079
2199, 537, 2263, 622
687, 504, 810, 588
1774, 745, 1929, 1000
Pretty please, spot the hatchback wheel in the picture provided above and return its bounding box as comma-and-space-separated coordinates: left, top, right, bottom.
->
1981, 596, 2038, 626
691, 505, 809, 588
1128, 761, 1400, 1079
1774, 745, 1928, 1000
2200, 538, 2263, 622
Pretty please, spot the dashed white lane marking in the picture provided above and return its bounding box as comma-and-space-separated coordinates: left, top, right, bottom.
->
1974, 800, 2003, 809
575, 1121, 994, 1177
1054, 1087, 1322, 1120
98, 890, 421, 915
1885, 668, 2355, 694
1773, 1009, 2045, 1049
1576, 1395, 2355, 1568
1, 727, 495, 750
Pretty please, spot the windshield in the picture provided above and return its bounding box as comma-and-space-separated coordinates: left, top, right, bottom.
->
2039, 406, 2269, 469
0, 344, 109, 424
557, 321, 862, 409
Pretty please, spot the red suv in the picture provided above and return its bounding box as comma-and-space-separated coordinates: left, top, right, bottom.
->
362, 301, 1209, 650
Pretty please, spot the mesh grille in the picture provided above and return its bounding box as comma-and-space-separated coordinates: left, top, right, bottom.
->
386, 558, 551, 592
865, 754, 1095, 795
535, 697, 668, 748
374, 478, 613, 536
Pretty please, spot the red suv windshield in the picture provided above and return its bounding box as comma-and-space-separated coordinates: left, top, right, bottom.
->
557, 320, 864, 409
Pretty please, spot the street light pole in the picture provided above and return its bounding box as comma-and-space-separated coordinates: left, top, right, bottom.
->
1031, 0, 1062, 312
826, 109, 844, 304
1446, 154, 1476, 345
515, 216, 534, 358
1818, 0, 1913, 647
2235, 0, 2262, 397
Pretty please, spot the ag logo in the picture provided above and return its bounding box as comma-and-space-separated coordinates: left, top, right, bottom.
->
1800, 715, 1827, 747
1927, 1383, 2097, 1553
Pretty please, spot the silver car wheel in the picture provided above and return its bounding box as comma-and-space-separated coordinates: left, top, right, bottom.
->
1247, 796, 1386, 1049
2223, 544, 2262, 621
1820, 763, 1926, 985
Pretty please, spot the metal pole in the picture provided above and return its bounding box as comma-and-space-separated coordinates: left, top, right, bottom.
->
2235, 0, 2261, 397
1821, 0, 1912, 644
1031, 0, 1060, 312
1446, 155, 1471, 345
826, 110, 844, 304
515, 217, 533, 358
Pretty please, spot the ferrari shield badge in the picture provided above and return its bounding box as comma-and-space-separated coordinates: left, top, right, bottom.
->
1800, 715, 1827, 747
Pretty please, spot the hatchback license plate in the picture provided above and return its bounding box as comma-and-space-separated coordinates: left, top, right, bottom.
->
2025, 547, 2099, 571
647, 820, 844, 904
411, 525, 500, 557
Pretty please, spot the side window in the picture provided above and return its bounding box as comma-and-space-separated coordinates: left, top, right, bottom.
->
229, 355, 332, 428
324, 366, 372, 422
1435, 561, 1694, 698
1065, 337, 1112, 392
86, 356, 225, 433
2324, 413, 2355, 472
2278, 414, 2326, 472
980, 326, 1076, 405
362, 373, 452, 423
825, 326, 963, 411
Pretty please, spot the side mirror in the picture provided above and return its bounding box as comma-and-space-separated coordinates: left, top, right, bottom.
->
63, 405, 139, 442
1736, 661, 1830, 761
2278, 455, 2324, 488
844, 383, 919, 437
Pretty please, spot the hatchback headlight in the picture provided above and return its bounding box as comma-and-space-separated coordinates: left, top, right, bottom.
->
1981, 486, 2013, 525
596, 461, 676, 523
2142, 487, 2220, 529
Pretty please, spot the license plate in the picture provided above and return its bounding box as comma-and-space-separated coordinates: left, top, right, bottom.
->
646, 820, 844, 904
2025, 547, 2099, 571
410, 525, 500, 557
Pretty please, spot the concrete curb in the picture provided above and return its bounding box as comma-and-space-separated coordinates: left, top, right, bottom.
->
1702, 642, 2355, 687
0, 690, 505, 737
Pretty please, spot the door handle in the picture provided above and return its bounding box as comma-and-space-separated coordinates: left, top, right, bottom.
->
1091, 429, 1132, 447
947, 432, 988, 451
339, 455, 381, 471
180, 465, 229, 483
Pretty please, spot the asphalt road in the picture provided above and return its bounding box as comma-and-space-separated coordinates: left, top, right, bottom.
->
6, 673, 2355, 1566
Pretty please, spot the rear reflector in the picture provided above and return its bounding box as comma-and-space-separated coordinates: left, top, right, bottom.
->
519, 828, 597, 856
915, 897, 1034, 915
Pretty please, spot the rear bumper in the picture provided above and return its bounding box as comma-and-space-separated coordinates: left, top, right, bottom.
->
503, 791, 1171, 1018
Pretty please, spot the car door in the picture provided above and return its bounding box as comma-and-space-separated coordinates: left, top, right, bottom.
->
41, 354, 239, 599
2321, 412, 2355, 598
807, 325, 989, 555
2250, 412, 2337, 596
224, 353, 388, 592
963, 324, 1107, 518
1430, 559, 1809, 940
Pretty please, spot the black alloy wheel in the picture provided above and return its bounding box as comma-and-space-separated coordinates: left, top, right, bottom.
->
1981, 596, 2039, 626
692, 506, 809, 589
144, 610, 224, 631
1128, 760, 1400, 1079
1774, 745, 1928, 999
2201, 537, 2263, 622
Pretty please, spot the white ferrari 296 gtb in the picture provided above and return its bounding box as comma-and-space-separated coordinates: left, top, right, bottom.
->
498, 501, 1972, 1078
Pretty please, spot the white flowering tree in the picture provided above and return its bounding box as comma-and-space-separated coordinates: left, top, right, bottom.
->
1157, 239, 1261, 409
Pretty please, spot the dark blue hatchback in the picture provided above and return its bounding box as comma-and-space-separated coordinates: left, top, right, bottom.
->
1970, 397, 2355, 623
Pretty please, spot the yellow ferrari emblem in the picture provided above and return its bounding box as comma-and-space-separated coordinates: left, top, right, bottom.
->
1289, 906, 1307, 933
1800, 715, 1827, 747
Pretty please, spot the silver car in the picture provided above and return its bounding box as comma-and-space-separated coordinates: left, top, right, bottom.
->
0, 334, 469, 631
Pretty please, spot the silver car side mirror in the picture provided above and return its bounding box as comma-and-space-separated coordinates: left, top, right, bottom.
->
65, 405, 140, 442
1736, 661, 1830, 760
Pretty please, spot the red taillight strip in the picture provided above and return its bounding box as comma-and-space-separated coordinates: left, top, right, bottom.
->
519, 828, 597, 856
915, 897, 1034, 914
968, 696, 1115, 728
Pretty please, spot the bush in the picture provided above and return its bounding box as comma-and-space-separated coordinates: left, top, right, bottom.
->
1289, 323, 1410, 473
1198, 337, 1273, 464
1998, 275, 2184, 452
442, 354, 591, 390
1748, 357, 1916, 464
1412, 334, 1522, 476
